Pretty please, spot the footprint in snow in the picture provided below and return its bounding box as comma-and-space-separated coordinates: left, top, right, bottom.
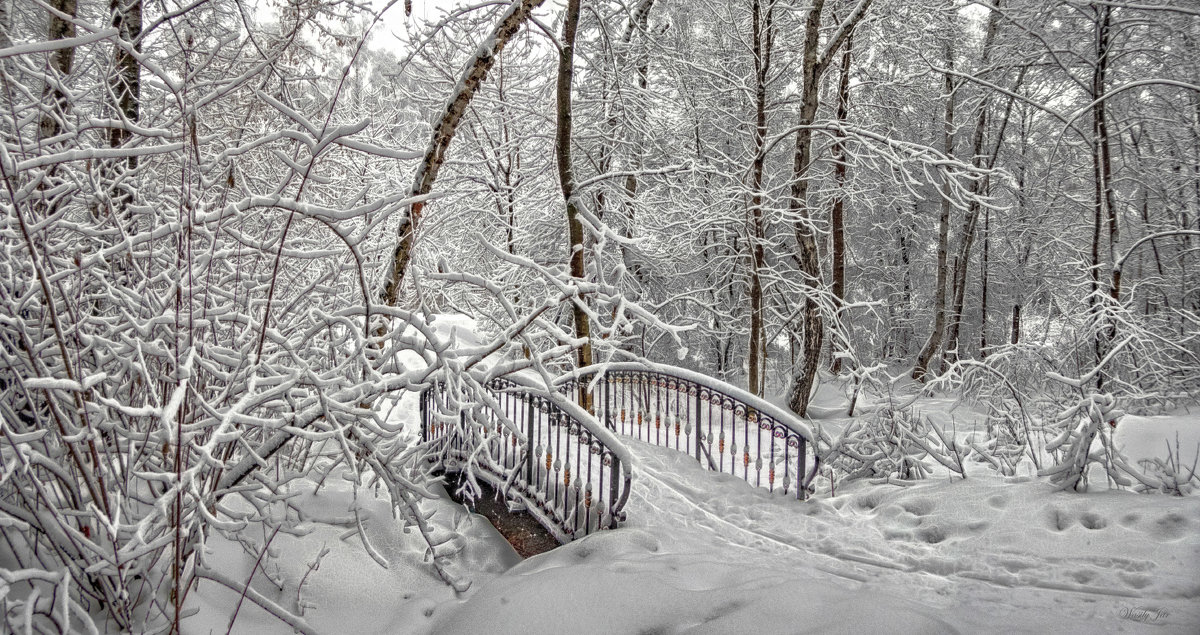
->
917, 525, 947, 544
1119, 572, 1152, 590
1046, 507, 1073, 532
901, 498, 935, 517
1153, 512, 1189, 541
1079, 512, 1107, 530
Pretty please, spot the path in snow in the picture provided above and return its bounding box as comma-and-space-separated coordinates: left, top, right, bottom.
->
612, 437, 1200, 633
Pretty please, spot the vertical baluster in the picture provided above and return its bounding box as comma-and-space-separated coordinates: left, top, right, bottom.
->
768, 423, 776, 492
782, 431, 791, 495
505, 390, 513, 470
718, 400, 726, 473
525, 394, 534, 489
573, 430, 582, 536
552, 411, 561, 512
756, 413, 763, 488
657, 376, 667, 446
598, 456, 607, 529
601, 374, 609, 430
585, 440, 594, 535
608, 454, 621, 529
693, 383, 702, 465
636, 374, 643, 442
743, 406, 750, 483
706, 391, 713, 469
798, 436, 807, 500
562, 414, 571, 533
675, 382, 683, 452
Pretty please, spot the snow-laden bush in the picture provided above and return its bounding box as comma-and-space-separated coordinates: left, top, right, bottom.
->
819, 405, 968, 489
0, 4, 455, 630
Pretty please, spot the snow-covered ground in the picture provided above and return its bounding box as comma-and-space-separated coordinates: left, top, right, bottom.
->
186, 375, 1200, 634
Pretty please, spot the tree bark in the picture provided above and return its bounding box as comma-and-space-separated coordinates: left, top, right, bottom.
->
785, 0, 871, 417
39, 0, 78, 143
979, 205, 989, 357
555, 0, 593, 393
942, 1, 1004, 366
747, 0, 775, 397
102, 0, 142, 220
911, 39, 955, 381
382, 0, 546, 306
1090, 4, 1118, 388
829, 24, 853, 374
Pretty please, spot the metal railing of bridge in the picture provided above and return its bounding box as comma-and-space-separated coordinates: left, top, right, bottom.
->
420, 377, 632, 543
420, 362, 817, 545
560, 363, 817, 500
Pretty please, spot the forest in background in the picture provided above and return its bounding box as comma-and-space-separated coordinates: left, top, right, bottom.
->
1, 0, 1198, 631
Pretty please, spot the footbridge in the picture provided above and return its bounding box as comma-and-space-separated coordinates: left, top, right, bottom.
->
420, 363, 818, 543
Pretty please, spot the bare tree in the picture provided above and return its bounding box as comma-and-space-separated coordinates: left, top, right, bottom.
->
383, 0, 547, 306
785, 0, 872, 417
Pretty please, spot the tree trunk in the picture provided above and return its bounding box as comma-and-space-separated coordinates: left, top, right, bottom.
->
829, 24, 853, 374
979, 205, 989, 358
747, 0, 775, 397
785, 0, 871, 417
555, 0, 593, 401
912, 39, 955, 381
1090, 5, 1117, 387
942, 1, 1004, 366
101, 0, 142, 221
383, 0, 546, 306
39, 0, 78, 142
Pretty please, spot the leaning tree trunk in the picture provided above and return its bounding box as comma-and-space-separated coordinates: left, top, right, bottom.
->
382, 0, 546, 306
555, 0, 593, 406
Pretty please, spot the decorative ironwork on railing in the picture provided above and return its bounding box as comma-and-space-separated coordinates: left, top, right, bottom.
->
559, 363, 818, 499
419, 362, 816, 546
420, 377, 632, 543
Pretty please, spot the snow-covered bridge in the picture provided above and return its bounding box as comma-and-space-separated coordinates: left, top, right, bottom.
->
420, 363, 817, 543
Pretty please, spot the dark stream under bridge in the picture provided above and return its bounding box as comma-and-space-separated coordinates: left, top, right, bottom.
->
420, 362, 818, 544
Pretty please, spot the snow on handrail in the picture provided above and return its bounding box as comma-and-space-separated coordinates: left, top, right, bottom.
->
420, 376, 632, 543
559, 362, 817, 499
559, 362, 815, 442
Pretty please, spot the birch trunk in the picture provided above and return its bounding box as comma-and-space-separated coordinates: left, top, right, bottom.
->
382, 0, 546, 306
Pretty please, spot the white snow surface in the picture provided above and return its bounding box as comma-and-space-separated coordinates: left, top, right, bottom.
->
186, 360, 1200, 634
437, 439, 1200, 634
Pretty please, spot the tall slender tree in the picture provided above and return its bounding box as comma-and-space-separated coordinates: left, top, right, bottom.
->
786, 0, 872, 417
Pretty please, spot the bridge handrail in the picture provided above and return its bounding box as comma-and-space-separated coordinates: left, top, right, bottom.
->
420, 375, 632, 542
557, 362, 815, 443
558, 361, 817, 499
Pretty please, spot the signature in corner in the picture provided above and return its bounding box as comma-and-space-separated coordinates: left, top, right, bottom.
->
1120, 606, 1169, 624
